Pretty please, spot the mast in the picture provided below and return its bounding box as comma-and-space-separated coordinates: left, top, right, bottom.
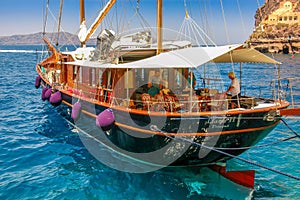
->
56, 0, 64, 46
80, 0, 86, 46
157, 0, 163, 55
80, 0, 85, 24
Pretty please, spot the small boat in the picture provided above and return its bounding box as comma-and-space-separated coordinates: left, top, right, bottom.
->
35, 0, 300, 186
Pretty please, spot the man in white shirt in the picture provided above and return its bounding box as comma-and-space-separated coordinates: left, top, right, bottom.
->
225, 71, 240, 108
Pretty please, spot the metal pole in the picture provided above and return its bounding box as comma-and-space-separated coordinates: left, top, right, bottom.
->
240, 62, 242, 95
277, 64, 281, 101
289, 78, 295, 107
189, 71, 193, 112
126, 68, 129, 108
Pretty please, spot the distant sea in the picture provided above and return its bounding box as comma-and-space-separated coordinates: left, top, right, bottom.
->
0, 45, 299, 200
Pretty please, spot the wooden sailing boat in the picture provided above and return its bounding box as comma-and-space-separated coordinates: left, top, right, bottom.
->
35, 0, 299, 187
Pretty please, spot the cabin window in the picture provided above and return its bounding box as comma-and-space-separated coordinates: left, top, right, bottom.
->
289, 16, 292, 21
284, 16, 287, 21
279, 17, 282, 21
294, 16, 298, 21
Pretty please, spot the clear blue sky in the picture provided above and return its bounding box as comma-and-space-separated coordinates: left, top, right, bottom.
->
0, 0, 265, 44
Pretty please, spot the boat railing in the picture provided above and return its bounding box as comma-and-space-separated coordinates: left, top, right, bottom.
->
64, 84, 257, 112
271, 77, 300, 108
65, 84, 113, 103
38, 65, 61, 86
111, 95, 257, 113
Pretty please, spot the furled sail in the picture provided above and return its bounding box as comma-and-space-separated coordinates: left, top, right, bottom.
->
79, 0, 116, 43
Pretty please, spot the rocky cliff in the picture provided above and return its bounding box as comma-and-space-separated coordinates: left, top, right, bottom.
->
254, 0, 300, 27
249, 0, 300, 53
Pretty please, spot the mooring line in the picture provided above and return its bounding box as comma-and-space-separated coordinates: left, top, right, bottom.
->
217, 118, 300, 151
58, 108, 300, 181
150, 125, 300, 181
215, 135, 298, 151
280, 118, 300, 138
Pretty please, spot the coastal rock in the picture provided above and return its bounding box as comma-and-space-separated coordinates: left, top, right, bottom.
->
249, 0, 300, 53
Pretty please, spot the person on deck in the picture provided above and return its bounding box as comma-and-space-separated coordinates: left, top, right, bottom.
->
225, 71, 240, 108
187, 71, 196, 89
148, 70, 162, 97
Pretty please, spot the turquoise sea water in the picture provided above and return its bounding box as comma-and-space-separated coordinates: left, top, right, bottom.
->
0, 45, 299, 199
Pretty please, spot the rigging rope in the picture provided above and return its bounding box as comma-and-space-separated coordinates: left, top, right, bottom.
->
41, 0, 51, 62
47, 8, 77, 49
255, 0, 281, 99
121, 0, 151, 35
198, 0, 214, 44
219, 0, 230, 45
236, 0, 247, 40
43, 0, 50, 36
178, 0, 216, 46
219, 0, 235, 75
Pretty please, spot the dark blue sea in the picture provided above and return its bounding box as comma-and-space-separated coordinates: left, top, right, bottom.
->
0, 45, 299, 199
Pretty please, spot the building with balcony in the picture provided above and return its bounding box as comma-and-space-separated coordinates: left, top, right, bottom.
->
262, 1, 299, 26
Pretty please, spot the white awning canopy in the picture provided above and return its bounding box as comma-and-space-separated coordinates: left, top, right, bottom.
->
117, 44, 242, 68
213, 48, 281, 64
64, 44, 280, 69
